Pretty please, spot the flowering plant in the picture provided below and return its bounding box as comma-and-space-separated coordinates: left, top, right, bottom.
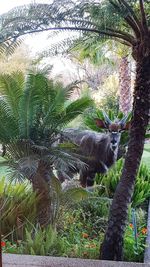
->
124, 223, 148, 262
1, 239, 23, 254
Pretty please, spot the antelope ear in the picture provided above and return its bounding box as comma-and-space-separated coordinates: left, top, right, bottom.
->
121, 121, 131, 131
95, 118, 107, 129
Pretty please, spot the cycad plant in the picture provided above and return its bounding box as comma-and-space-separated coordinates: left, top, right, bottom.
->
0, 68, 92, 227
1, 0, 150, 261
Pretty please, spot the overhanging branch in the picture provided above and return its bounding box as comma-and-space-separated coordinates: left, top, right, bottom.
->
139, 0, 149, 35
1, 26, 134, 47
110, 0, 141, 38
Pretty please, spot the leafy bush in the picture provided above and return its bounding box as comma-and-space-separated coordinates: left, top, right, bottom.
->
57, 209, 102, 259
56, 196, 111, 259
95, 159, 150, 207
1, 190, 147, 262
0, 177, 37, 240
23, 225, 57, 256
77, 197, 111, 234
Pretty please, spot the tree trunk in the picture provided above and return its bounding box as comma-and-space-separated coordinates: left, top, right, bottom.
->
119, 56, 132, 115
32, 160, 52, 228
100, 53, 150, 260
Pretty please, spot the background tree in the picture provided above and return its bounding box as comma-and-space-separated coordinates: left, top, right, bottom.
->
0, 44, 32, 74
70, 38, 132, 114
0, 0, 150, 261
0, 69, 92, 227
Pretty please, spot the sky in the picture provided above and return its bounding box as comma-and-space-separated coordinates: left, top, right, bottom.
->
0, 0, 48, 14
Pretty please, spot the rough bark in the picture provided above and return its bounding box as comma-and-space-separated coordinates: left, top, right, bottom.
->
32, 161, 52, 228
100, 50, 150, 260
119, 56, 132, 114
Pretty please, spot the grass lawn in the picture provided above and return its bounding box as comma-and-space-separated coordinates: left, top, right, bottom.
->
0, 157, 10, 178
142, 143, 150, 169
143, 143, 150, 153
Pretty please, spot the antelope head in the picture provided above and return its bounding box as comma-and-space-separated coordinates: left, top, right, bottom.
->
95, 112, 130, 151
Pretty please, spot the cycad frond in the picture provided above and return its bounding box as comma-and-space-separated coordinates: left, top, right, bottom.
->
0, 98, 18, 142
46, 144, 87, 173
18, 72, 48, 138
0, 72, 24, 119
62, 96, 94, 125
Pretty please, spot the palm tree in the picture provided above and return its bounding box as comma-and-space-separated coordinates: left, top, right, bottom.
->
118, 54, 132, 114
0, 69, 92, 227
69, 37, 132, 115
0, 0, 150, 260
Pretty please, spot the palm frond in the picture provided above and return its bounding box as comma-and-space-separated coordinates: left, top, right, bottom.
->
0, 0, 141, 48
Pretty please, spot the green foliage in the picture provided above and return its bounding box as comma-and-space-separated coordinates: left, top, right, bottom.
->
99, 93, 119, 116
23, 225, 57, 256
0, 70, 92, 180
57, 197, 110, 259
84, 108, 131, 132
1, 0, 149, 54
95, 159, 150, 207
124, 208, 147, 262
77, 197, 111, 233
1, 185, 147, 262
0, 177, 37, 239
47, 176, 89, 225
1, 239, 24, 254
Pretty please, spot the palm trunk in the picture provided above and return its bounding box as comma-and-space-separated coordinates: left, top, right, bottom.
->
100, 53, 150, 260
119, 56, 132, 115
32, 161, 52, 228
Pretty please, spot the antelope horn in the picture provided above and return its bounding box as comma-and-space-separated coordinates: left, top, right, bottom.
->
119, 114, 129, 126
102, 111, 112, 125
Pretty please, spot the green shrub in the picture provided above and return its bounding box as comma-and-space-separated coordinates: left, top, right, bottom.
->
77, 197, 111, 234
95, 159, 150, 207
23, 225, 57, 256
0, 177, 37, 240
57, 206, 103, 259
56, 197, 111, 259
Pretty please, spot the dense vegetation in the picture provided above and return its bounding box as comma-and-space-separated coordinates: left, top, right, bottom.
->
0, 0, 150, 262
0, 149, 149, 262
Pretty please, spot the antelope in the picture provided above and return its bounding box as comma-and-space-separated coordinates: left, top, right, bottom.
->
57, 113, 130, 187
